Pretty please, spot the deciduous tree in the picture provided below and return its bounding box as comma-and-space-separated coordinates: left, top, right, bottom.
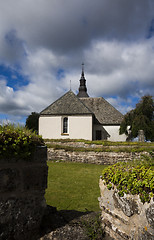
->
119, 95, 154, 141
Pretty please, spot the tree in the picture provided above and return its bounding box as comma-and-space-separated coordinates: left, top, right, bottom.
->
119, 95, 154, 141
25, 112, 40, 133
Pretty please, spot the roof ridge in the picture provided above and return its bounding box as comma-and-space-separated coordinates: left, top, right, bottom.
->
67, 90, 93, 113
40, 90, 72, 114
80, 97, 123, 124
77, 96, 94, 114
40, 90, 93, 115
81, 96, 123, 116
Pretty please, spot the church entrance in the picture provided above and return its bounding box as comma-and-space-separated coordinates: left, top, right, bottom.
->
96, 130, 102, 140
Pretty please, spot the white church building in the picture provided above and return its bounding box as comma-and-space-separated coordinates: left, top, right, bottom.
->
39, 66, 127, 141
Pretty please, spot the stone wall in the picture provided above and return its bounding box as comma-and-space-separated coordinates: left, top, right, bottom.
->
99, 179, 154, 240
48, 148, 148, 165
0, 146, 48, 240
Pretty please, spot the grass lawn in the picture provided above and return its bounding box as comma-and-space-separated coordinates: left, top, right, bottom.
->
45, 161, 108, 212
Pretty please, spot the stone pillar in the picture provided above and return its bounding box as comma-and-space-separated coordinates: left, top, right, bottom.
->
0, 146, 48, 240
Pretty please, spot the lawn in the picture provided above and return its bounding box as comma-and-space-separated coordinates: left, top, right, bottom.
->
45, 161, 108, 212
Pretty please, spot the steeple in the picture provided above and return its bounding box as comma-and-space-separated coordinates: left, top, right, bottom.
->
77, 63, 89, 98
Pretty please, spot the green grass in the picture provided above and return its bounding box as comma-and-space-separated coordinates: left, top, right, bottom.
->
47, 143, 154, 153
46, 139, 154, 153
45, 161, 108, 212
45, 138, 154, 146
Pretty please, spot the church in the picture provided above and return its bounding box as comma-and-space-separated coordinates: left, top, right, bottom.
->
39, 66, 127, 141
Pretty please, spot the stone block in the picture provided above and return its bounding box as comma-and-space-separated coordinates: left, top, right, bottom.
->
113, 192, 139, 217
99, 179, 154, 240
33, 146, 47, 162
23, 165, 48, 191
0, 145, 48, 240
146, 204, 154, 229
0, 196, 46, 240
0, 168, 20, 192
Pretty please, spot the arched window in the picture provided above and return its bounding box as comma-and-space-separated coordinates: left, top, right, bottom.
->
63, 117, 68, 133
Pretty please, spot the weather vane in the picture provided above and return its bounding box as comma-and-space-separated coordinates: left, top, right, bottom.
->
82, 62, 84, 72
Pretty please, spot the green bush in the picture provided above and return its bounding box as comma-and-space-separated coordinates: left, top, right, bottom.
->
101, 157, 154, 203
0, 124, 44, 160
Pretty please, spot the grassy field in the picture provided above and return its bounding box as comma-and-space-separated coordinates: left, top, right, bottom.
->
45, 161, 108, 212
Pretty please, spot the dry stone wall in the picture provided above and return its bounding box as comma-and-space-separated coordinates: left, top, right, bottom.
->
48, 148, 148, 165
99, 179, 154, 240
0, 146, 48, 240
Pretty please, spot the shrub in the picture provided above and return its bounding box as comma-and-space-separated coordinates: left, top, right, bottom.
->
101, 156, 154, 203
0, 124, 44, 160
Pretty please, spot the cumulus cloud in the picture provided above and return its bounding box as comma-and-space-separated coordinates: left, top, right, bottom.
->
85, 39, 154, 97
0, 0, 154, 122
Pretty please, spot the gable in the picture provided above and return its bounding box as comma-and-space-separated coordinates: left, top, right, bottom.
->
80, 97, 123, 125
40, 90, 93, 115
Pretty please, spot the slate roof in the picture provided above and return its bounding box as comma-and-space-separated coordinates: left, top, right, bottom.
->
40, 90, 92, 115
80, 97, 123, 125
40, 90, 123, 125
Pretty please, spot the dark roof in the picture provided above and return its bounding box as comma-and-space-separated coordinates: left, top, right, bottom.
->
80, 97, 123, 124
40, 90, 123, 124
40, 90, 92, 115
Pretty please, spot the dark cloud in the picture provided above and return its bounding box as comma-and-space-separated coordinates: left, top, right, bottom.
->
0, 30, 25, 65
20, 0, 154, 54
1, 0, 154, 54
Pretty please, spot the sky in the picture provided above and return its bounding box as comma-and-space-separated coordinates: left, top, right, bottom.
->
0, 0, 154, 125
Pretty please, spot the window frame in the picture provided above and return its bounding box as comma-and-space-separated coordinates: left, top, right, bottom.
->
62, 117, 69, 135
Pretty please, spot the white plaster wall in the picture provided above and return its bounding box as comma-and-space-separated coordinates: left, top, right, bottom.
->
103, 125, 127, 142
39, 115, 93, 140
69, 115, 92, 140
39, 116, 61, 139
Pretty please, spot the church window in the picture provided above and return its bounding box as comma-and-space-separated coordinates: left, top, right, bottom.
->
63, 117, 68, 133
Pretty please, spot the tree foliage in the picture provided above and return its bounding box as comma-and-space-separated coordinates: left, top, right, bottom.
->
25, 112, 40, 133
119, 95, 154, 141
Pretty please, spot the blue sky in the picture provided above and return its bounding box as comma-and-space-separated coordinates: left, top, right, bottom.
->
0, 0, 154, 125
0, 64, 29, 90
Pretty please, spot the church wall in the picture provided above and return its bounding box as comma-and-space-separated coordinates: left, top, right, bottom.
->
103, 125, 127, 142
39, 116, 126, 141
68, 115, 92, 140
93, 124, 126, 141
39, 115, 93, 140
39, 116, 61, 139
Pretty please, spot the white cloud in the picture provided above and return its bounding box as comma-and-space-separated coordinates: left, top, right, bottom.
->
0, 0, 154, 123
0, 37, 154, 120
84, 39, 154, 97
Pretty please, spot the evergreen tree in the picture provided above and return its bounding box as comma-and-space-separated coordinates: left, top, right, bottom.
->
119, 95, 154, 141
25, 112, 40, 133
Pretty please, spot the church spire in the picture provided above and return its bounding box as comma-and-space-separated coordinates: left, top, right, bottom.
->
77, 63, 89, 98
81, 62, 84, 76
